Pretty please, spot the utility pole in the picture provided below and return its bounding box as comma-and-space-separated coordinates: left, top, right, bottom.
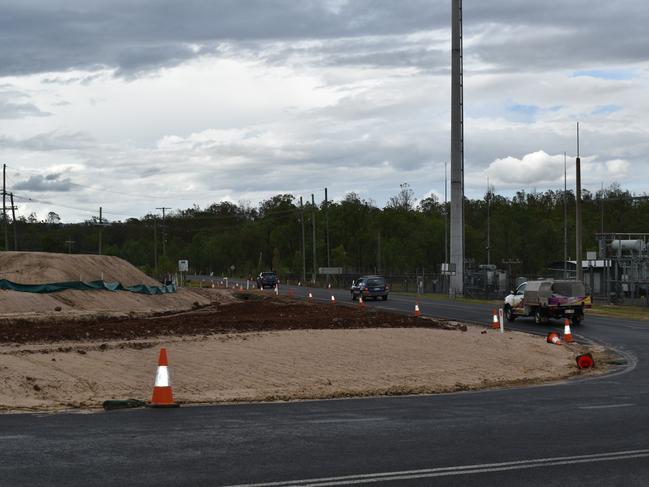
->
444, 161, 448, 266
96, 207, 107, 255
10, 193, 17, 251
324, 187, 330, 268
377, 231, 381, 274
153, 220, 158, 276
95, 207, 110, 255
300, 196, 306, 284
311, 194, 317, 284
444, 161, 449, 293
3, 163, 8, 251
600, 182, 604, 238
65, 237, 75, 254
450, 0, 465, 296
502, 258, 522, 291
564, 152, 568, 279
156, 207, 171, 257
486, 178, 491, 266
575, 123, 583, 282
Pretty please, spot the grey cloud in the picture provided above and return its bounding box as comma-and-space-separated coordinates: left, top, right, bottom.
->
13, 174, 75, 192
0, 90, 49, 118
1, 1, 647, 77
0, 0, 447, 77
0, 131, 95, 151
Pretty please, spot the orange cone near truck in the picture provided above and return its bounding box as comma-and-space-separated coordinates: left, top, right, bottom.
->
150, 348, 179, 408
546, 332, 561, 346
563, 319, 573, 343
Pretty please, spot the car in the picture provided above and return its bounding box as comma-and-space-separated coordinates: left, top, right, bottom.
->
351, 275, 389, 301
256, 271, 278, 289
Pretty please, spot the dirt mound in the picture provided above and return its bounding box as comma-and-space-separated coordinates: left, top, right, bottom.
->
0, 252, 239, 319
0, 251, 159, 286
0, 299, 465, 343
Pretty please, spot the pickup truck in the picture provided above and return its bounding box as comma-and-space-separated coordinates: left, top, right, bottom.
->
504, 280, 591, 325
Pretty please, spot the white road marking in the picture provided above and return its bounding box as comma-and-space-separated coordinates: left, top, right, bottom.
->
579, 403, 635, 410
221, 449, 649, 486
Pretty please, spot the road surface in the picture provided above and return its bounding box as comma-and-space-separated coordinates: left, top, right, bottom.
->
1, 281, 647, 486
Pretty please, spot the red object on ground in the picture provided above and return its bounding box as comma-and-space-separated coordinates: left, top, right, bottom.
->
546, 332, 561, 346
491, 309, 499, 329
150, 348, 179, 408
576, 353, 595, 369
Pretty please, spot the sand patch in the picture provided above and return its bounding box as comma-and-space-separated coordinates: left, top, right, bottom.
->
0, 327, 605, 411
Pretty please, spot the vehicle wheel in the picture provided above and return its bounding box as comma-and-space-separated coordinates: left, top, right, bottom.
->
505, 305, 516, 322
382, 295, 388, 301
534, 309, 544, 325
572, 309, 583, 326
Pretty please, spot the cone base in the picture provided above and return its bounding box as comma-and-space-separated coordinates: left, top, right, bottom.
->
148, 402, 180, 408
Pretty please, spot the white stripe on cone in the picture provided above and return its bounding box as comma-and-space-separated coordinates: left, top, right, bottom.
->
155, 365, 170, 387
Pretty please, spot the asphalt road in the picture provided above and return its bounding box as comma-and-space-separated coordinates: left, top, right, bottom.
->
1, 281, 648, 486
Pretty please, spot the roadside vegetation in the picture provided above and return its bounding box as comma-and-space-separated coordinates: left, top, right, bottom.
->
2, 184, 645, 282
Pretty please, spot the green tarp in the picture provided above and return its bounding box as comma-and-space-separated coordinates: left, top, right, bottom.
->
0, 279, 176, 295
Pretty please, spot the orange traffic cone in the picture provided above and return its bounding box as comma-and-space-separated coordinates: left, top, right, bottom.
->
491, 309, 499, 329
414, 303, 422, 317
576, 353, 594, 369
307, 291, 313, 302
563, 319, 573, 343
546, 332, 561, 346
150, 348, 179, 408
274, 284, 279, 296
331, 295, 336, 304
358, 295, 365, 309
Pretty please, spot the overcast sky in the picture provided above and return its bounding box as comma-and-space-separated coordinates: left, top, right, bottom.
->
1, 0, 648, 222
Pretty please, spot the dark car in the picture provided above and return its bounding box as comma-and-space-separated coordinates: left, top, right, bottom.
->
256, 271, 278, 289
351, 275, 389, 301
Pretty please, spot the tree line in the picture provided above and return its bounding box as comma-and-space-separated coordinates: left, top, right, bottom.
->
1, 184, 646, 281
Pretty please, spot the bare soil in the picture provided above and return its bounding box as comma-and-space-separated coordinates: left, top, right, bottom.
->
0, 293, 464, 343
0, 252, 609, 411
0, 251, 160, 286
0, 293, 609, 412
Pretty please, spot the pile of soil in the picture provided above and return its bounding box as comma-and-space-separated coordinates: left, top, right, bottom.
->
0, 251, 227, 319
0, 251, 159, 286
0, 297, 465, 343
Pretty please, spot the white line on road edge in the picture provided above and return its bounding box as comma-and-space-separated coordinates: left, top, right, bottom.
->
579, 403, 636, 409
221, 449, 649, 487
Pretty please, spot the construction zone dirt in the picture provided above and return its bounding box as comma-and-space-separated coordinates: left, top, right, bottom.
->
0, 291, 612, 412
0, 294, 464, 343
0, 252, 230, 320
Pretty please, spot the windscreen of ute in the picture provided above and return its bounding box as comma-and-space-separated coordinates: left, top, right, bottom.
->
367, 278, 385, 287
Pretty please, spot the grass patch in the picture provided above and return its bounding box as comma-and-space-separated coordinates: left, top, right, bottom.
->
587, 304, 649, 321
394, 292, 500, 306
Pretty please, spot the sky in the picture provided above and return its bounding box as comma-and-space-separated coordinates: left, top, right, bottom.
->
1, 0, 648, 222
